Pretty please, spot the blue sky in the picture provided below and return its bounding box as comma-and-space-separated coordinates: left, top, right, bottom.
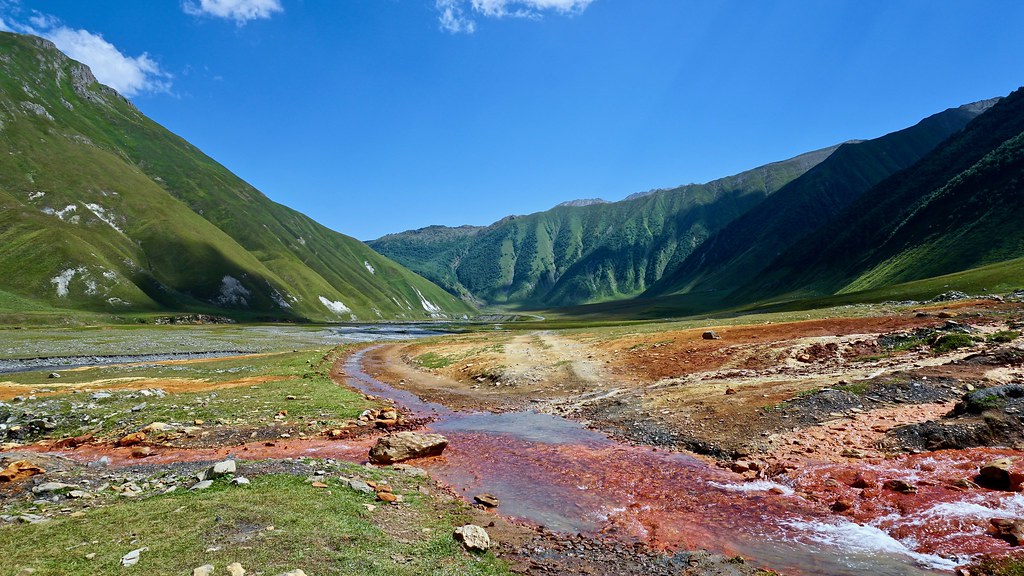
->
2, 1, 1023, 240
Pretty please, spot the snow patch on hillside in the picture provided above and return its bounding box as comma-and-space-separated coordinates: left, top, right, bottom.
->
84, 203, 124, 233
364, 261, 375, 275
413, 287, 445, 317
270, 288, 293, 310
50, 265, 124, 299
42, 204, 78, 221
216, 276, 251, 307
28, 191, 45, 201
51, 267, 85, 297
319, 296, 352, 315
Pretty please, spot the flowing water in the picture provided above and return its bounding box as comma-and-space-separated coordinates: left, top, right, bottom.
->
342, 347, 981, 575
42, 341, 1023, 575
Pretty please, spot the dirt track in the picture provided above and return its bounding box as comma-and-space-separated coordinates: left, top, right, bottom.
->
368, 300, 1022, 461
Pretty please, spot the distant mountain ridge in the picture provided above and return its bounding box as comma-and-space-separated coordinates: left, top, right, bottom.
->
370, 145, 838, 307
646, 99, 995, 298
741, 89, 1024, 302
0, 32, 473, 321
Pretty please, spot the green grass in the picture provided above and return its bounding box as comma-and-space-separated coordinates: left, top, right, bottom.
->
967, 556, 1024, 576
371, 148, 832, 309
0, 467, 511, 576
990, 330, 1021, 343
414, 352, 456, 369
930, 333, 976, 353
2, 347, 373, 441
0, 32, 473, 322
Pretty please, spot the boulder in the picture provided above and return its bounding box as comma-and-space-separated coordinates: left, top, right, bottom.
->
32, 482, 77, 494
193, 566, 215, 576
116, 432, 146, 447
52, 433, 94, 450
702, 331, 721, 340
120, 547, 147, 567
990, 518, 1024, 545
343, 477, 374, 494
882, 479, 917, 494
474, 493, 500, 508
454, 524, 491, 552
226, 563, 246, 576
368, 432, 448, 464
0, 460, 45, 483
197, 459, 236, 481
977, 458, 1024, 491
140, 422, 174, 434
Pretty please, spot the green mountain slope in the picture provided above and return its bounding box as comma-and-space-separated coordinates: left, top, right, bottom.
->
371, 147, 836, 308
0, 32, 473, 321
646, 100, 993, 298
745, 86, 1024, 302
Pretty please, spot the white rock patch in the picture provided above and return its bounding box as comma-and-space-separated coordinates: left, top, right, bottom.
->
414, 287, 444, 315
271, 288, 293, 310
51, 267, 84, 297
84, 203, 124, 233
216, 276, 251, 307
319, 295, 351, 315
28, 191, 45, 201
364, 261, 376, 274
42, 204, 78, 221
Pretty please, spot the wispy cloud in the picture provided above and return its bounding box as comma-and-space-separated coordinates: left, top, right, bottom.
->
436, 0, 593, 33
182, 0, 283, 24
0, 10, 172, 97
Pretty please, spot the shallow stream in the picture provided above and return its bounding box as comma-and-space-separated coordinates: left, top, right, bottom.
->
342, 347, 979, 575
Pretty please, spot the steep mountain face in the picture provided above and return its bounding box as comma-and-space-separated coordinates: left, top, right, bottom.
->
370, 146, 837, 307
0, 33, 473, 320
646, 100, 994, 298
744, 87, 1024, 301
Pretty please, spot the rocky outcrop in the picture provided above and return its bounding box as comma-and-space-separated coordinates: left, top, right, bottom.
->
888, 384, 1024, 451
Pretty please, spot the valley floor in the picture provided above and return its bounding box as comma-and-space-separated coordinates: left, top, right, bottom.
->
2, 299, 1024, 574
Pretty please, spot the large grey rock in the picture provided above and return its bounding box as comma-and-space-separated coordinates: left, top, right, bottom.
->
343, 477, 374, 494
120, 547, 147, 567
368, 432, 448, 464
197, 459, 236, 481
193, 565, 214, 576
454, 524, 490, 552
32, 482, 76, 494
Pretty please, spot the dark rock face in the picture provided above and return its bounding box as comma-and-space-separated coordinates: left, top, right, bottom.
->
888, 384, 1024, 451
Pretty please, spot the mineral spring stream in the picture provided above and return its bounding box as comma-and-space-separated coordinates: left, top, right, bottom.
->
43, 343, 1024, 575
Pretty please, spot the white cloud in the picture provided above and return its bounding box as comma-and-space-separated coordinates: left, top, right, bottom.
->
0, 10, 172, 97
183, 0, 283, 24
436, 0, 593, 33
44, 27, 172, 96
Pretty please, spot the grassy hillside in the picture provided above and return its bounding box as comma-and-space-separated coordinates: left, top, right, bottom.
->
0, 32, 473, 321
647, 100, 992, 297
371, 146, 836, 308
745, 86, 1024, 302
